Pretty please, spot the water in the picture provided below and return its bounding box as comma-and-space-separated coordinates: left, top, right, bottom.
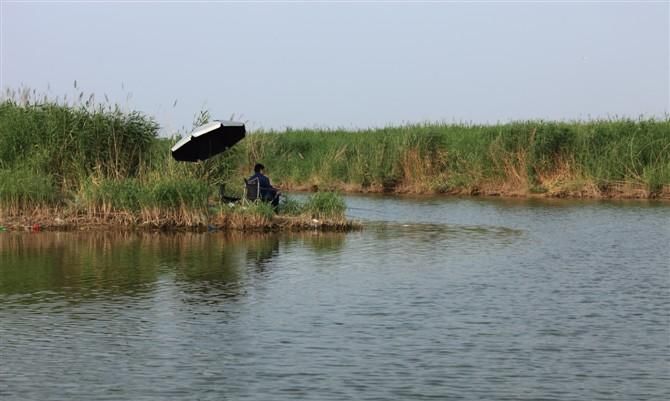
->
1, 196, 668, 400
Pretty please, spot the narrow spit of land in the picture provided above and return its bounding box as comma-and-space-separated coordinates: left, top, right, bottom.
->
1, 94, 668, 231
0, 203, 361, 233
0, 96, 358, 231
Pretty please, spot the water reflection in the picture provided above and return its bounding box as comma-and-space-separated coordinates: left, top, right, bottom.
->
373, 222, 523, 241
0, 231, 348, 305
0, 232, 160, 302
245, 234, 280, 270
1, 196, 668, 401
300, 232, 347, 254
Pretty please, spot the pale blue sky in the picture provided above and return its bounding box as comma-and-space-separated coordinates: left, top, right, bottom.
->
1, 1, 668, 133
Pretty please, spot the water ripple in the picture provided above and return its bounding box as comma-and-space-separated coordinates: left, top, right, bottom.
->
1, 198, 669, 400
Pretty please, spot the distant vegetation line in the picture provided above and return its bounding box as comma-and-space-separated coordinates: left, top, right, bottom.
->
0, 95, 668, 228
239, 119, 670, 199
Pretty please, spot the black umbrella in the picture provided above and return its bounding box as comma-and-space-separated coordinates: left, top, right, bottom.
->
171, 120, 246, 162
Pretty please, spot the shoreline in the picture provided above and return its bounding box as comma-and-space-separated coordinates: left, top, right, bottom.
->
2, 189, 666, 233
280, 182, 670, 201
0, 212, 361, 233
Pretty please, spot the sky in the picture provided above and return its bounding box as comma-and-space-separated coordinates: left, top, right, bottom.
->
1, 1, 668, 134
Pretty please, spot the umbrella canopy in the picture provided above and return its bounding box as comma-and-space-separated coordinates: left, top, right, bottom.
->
171, 120, 246, 162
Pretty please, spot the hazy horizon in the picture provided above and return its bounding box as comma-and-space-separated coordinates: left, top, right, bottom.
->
2, 1, 668, 133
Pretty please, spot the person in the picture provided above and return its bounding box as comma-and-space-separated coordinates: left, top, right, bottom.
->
249, 163, 280, 209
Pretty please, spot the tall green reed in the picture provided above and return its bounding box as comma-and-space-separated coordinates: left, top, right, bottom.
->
238, 119, 670, 194
0, 96, 157, 185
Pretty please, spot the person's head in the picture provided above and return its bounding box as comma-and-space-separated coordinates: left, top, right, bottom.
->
254, 163, 265, 174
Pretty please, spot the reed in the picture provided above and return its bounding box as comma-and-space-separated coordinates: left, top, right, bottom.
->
211, 201, 275, 230
0, 91, 362, 230
0, 168, 56, 215
76, 176, 210, 227
2, 88, 668, 230
0, 94, 157, 186
234, 119, 670, 198
304, 191, 347, 220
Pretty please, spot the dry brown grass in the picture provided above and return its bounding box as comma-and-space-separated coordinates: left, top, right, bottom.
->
0, 205, 359, 232
487, 150, 531, 196
209, 207, 273, 230
396, 147, 441, 194
138, 207, 208, 227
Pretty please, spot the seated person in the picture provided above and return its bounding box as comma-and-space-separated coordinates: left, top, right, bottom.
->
248, 163, 280, 208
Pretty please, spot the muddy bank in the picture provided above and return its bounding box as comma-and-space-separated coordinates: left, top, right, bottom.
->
281, 181, 670, 200
0, 213, 361, 233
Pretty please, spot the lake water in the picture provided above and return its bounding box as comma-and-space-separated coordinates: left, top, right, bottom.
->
1, 195, 669, 400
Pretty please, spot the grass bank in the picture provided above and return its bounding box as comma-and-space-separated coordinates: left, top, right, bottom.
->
0, 95, 355, 231
0, 185, 356, 232
1, 91, 668, 233
234, 120, 670, 199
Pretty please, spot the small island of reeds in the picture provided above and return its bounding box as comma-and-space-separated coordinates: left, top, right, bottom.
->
1, 89, 668, 232
0, 91, 355, 232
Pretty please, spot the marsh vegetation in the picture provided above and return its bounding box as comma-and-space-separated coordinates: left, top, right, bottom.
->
237, 120, 670, 198
0, 91, 351, 230
0, 89, 667, 230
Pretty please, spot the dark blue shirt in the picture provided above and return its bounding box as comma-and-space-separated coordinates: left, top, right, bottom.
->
249, 172, 276, 200
249, 172, 273, 190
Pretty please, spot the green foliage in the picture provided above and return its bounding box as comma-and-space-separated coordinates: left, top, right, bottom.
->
220, 200, 274, 221
241, 119, 670, 191
2, 88, 669, 220
304, 192, 346, 220
0, 94, 240, 215
150, 178, 210, 210
0, 168, 56, 209
0, 99, 158, 184
79, 177, 209, 212
574, 119, 670, 187
87, 178, 143, 211
279, 195, 305, 216
245, 201, 275, 220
